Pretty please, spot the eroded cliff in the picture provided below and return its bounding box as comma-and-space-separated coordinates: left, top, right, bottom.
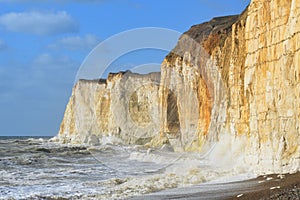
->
59, 71, 161, 145
58, 0, 300, 174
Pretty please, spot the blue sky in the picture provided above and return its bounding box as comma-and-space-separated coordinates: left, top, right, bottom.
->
0, 0, 250, 136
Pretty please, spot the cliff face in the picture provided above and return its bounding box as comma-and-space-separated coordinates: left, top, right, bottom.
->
58, 0, 300, 174
59, 72, 161, 145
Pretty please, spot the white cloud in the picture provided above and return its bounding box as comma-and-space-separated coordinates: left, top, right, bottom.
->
0, 11, 79, 35
48, 34, 101, 52
0, 39, 7, 51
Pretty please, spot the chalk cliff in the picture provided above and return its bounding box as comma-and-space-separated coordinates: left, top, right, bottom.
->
58, 0, 300, 174
59, 72, 161, 145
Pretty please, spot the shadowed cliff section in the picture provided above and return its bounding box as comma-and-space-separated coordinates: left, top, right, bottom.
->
167, 15, 239, 59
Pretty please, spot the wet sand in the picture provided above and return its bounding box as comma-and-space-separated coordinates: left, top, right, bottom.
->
131, 172, 300, 200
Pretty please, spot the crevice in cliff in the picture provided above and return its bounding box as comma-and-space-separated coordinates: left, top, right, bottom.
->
166, 91, 180, 134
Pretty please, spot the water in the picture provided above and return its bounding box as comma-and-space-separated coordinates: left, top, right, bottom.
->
0, 137, 254, 199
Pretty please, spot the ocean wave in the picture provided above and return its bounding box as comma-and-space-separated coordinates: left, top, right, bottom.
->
0, 137, 257, 200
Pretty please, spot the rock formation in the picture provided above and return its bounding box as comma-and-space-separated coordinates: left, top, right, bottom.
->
58, 0, 300, 174
59, 72, 161, 145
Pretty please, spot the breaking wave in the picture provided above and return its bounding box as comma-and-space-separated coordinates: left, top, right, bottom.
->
0, 136, 255, 200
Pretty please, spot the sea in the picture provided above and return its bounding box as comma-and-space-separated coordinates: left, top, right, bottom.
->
0, 136, 255, 199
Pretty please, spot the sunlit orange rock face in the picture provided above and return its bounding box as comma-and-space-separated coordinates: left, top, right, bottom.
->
58, 0, 300, 173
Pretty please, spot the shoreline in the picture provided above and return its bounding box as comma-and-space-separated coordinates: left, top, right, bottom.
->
234, 172, 300, 200
131, 172, 300, 200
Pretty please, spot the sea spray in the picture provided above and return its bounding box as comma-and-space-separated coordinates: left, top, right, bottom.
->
1, 137, 256, 200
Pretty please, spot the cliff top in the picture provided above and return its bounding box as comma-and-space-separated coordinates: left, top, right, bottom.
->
79, 71, 161, 85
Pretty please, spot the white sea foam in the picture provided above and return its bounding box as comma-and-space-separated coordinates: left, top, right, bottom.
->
207, 132, 250, 176
89, 143, 256, 199
0, 137, 258, 200
100, 135, 123, 145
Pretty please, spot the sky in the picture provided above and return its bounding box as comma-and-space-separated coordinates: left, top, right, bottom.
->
0, 0, 250, 136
